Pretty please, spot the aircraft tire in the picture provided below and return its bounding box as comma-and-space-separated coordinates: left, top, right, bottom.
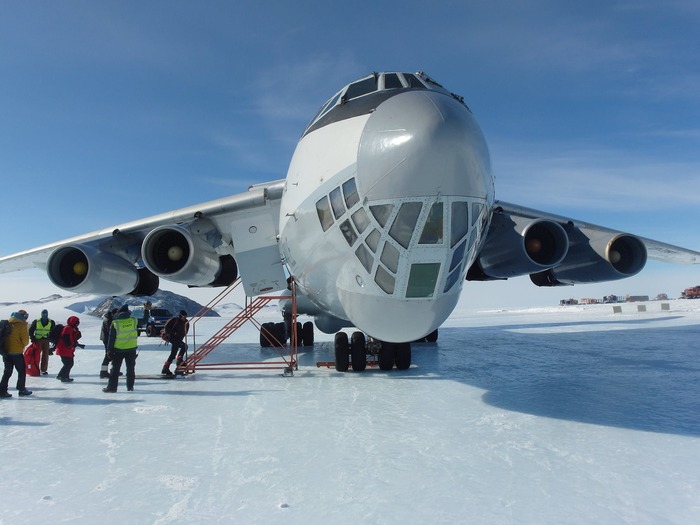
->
260, 322, 274, 347
350, 331, 366, 372
334, 332, 349, 372
378, 342, 395, 371
293, 322, 302, 345
426, 329, 438, 343
395, 342, 411, 370
274, 322, 287, 344
302, 321, 314, 346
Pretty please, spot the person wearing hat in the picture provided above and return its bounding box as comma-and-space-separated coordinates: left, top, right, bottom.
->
99, 308, 119, 379
103, 304, 138, 393
29, 309, 55, 375
1, 310, 33, 398
55, 316, 82, 382
161, 310, 190, 376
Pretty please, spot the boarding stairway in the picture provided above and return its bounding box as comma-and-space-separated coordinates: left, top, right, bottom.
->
175, 279, 298, 376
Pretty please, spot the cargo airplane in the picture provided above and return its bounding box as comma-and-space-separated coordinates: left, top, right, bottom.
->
1, 71, 699, 371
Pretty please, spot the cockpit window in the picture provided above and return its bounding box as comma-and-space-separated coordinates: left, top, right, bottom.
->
343, 76, 377, 101
365, 229, 381, 252
342, 178, 360, 208
451, 201, 469, 247
380, 243, 400, 274
355, 244, 373, 273
303, 71, 465, 138
351, 208, 370, 234
450, 239, 466, 272
370, 204, 394, 227
384, 73, 403, 89
316, 196, 333, 232
443, 268, 461, 294
375, 266, 395, 294
329, 187, 345, 219
406, 263, 440, 298
471, 202, 483, 226
389, 202, 422, 249
339, 219, 358, 246
307, 90, 342, 130
403, 73, 427, 89
419, 202, 443, 244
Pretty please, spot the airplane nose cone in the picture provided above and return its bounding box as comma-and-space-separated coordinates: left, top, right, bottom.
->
358, 90, 492, 200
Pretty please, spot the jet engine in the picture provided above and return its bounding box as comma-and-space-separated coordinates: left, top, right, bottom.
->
47, 244, 158, 295
467, 214, 569, 280
141, 224, 238, 287
530, 228, 647, 286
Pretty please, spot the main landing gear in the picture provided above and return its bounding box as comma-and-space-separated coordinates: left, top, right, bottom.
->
259, 321, 315, 348
333, 331, 414, 372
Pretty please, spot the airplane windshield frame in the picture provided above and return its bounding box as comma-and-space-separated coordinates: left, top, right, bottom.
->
303, 71, 441, 137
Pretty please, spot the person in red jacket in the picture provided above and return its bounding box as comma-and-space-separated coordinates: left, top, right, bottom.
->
55, 316, 82, 383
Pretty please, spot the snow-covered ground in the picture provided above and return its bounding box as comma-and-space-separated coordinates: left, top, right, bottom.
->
1, 296, 699, 524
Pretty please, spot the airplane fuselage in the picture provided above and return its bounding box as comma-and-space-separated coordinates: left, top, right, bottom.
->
279, 73, 494, 341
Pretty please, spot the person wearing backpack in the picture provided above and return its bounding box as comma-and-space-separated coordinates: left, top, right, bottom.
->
1, 310, 33, 398
161, 310, 189, 376
55, 316, 82, 383
29, 309, 55, 375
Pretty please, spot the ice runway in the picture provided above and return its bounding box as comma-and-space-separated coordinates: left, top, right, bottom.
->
1, 298, 699, 524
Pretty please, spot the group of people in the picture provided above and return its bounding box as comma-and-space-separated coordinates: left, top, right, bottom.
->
1, 309, 82, 397
1, 305, 189, 398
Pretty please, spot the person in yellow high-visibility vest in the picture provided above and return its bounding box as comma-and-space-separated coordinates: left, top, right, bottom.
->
103, 304, 138, 393
29, 309, 55, 375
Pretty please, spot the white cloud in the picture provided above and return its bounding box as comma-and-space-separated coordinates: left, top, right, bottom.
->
491, 140, 700, 212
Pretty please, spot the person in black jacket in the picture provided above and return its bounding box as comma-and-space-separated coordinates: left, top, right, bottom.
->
161, 310, 189, 376
99, 308, 118, 379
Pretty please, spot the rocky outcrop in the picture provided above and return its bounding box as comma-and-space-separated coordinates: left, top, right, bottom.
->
90, 289, 219, 318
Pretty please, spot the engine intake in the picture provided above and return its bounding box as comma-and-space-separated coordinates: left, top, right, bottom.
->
141, 224, 237, 287
47, 244, 157, 295
468, 215, 569, 280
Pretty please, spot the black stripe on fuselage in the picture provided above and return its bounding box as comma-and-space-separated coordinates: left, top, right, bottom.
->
302, 86, 427, 139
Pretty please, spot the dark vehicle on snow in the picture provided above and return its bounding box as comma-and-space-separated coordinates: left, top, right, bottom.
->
130, 307, 173, 337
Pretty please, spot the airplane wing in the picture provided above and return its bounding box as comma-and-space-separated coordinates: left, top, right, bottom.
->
468, 200, 700, 287
495, 201, 700, 264
0, 179, 288, 297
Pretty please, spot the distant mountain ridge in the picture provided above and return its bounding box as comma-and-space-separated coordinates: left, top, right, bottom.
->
0, 293, 64, 307
89, 289, 219, 318
0, 288, 252, 321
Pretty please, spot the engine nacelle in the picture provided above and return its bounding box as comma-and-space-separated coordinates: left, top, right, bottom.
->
141, 224, 238, 287
467, 214, 569, 280
47, 244, 157, 295
530, 228, 647, 286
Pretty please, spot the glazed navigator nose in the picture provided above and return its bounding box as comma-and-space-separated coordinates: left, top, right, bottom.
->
333, 90, 494, 342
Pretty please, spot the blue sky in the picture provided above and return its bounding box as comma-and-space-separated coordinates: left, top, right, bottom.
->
1, 0, 699, 306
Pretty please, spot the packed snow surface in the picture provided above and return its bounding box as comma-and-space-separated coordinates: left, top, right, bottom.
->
1, 296, 699, 524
